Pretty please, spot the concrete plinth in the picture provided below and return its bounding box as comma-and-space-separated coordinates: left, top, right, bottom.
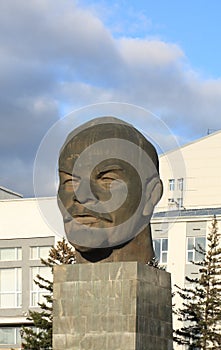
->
53, 262, 173, 350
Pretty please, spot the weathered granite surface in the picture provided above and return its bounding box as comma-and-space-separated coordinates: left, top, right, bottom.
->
53, 262, 173, 350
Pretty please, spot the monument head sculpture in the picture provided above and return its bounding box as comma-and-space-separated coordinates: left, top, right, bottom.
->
57, 117, 163, 263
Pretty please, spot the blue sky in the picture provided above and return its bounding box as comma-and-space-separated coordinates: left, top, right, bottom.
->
81, 0, 221, 78
0, 0, 221, 196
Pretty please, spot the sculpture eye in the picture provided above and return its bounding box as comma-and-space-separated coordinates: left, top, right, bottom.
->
96, 170, 123, 191
99, 171, 120, 182
101, 172, 117, 181
63, 177, 80, 191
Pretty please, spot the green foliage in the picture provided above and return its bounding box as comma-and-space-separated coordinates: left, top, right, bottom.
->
147, 256, 166, 270
21, 238, 75, 350
174, 217, 221, 349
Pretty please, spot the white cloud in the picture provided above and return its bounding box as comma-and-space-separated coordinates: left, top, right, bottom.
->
118, 38, 184, 66
0, 0, 221, 196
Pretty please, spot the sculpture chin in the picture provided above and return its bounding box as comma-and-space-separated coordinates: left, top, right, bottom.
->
74, 245, 114, 263
73, 244, 94, 253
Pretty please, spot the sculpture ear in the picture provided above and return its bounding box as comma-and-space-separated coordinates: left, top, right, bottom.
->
143, 177, 163, 216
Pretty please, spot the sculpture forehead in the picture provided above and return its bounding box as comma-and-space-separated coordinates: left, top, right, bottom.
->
59, 119, 159, 173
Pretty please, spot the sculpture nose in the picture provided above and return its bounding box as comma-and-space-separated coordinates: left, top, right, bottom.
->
73, 178, 94, 204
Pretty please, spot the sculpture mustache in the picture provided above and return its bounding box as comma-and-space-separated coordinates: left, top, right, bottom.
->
64, 205, 113, 223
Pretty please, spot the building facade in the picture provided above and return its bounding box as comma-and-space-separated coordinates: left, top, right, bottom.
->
0, 196, 59, 350
157, 130, 221, 212
152, 130, 221, 349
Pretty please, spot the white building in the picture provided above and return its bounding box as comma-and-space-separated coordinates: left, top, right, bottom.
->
0, 195, 60, 350
157, 129, 221, 212
0, 130, 221, 349
152, 130, 221, 349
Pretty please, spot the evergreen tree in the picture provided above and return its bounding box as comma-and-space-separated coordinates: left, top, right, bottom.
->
21, 238, 75, 350
174, 217, 221, 349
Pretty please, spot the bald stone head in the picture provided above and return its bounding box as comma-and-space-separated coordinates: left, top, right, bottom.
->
57, 117, 163, 263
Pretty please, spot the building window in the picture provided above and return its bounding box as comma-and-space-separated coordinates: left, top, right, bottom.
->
153, 238, 168, 264
187, 236, 206, 263
177, 197, 183, 209
30, 266, 52, 307
0, 247, 22, 261
168, 179, 175, 191
0, 327, 21, 346
0, 268, 22, 308
30, 246, 51, 260
177, 178, 184, 191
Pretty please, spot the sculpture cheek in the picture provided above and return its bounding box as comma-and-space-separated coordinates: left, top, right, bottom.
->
58, 187, 73, 209
90, 180, 112, 201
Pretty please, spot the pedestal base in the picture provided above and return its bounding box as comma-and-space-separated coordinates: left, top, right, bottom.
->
53, 262, 173, 350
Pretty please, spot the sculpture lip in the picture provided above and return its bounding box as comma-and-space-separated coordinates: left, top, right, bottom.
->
74, 206, 113, 221
73, 213, 113, 223
64, 212, 113, 224
73, 215, 100, 224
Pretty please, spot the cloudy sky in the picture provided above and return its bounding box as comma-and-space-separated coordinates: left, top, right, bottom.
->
1, 0, 221, 197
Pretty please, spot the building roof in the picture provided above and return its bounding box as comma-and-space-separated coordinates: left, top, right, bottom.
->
153, 207, 221, 218
0, 186, 23, 199
160, 129, 221, 157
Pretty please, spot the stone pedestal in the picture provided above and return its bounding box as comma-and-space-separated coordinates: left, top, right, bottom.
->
53, 262, 173, 350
